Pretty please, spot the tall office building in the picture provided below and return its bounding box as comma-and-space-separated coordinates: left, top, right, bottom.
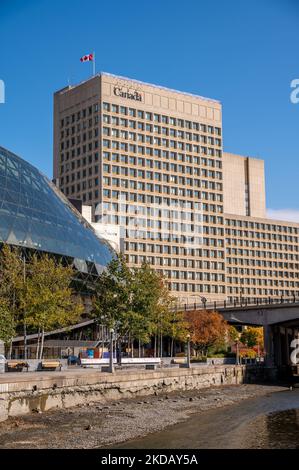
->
53, 73, 299, 303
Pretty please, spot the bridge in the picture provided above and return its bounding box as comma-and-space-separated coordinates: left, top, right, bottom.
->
178, 297, 299, 369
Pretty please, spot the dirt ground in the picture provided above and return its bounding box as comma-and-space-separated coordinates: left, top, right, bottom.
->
0, 384, 286, 449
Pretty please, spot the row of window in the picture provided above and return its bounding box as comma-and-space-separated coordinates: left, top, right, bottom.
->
227, 278, 299, 286
102, 102, 221, 135
226, 233, 298, 243
102, 123, 221, 145
227, 265, 299, 273
60, 141, 98, 153
102, 138, 220, 155
227, 289, 297, 297
102, 163, 222, 178
60, 117, 99, 138
226, 219, 298, 234
60, 103, 99, 127
102, 177, 223, 200
227, 254, 299, 263
103, 151, 222, 168
227, 243, 298, 252
168, 283, 225, 293
102, 190, 223, 210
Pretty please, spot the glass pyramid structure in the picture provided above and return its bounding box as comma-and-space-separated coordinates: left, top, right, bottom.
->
0, 146, 113, 273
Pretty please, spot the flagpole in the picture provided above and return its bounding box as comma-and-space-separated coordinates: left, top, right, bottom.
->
93, 51, 96, 76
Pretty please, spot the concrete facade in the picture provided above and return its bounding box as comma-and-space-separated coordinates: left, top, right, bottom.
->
223, 152, 266, 218
53, 72, 299, 304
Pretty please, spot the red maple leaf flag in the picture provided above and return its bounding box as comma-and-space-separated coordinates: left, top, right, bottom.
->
80, 53, 94, 62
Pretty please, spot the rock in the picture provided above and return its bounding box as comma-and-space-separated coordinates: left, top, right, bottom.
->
32, 408, 42, 414
84, 425, 92, 431
189, 397, 193, 402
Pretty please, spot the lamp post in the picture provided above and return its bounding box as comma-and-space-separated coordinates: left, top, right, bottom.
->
109, 328, 115, 373
186, 334, 191, 368
236, 340, 240, 365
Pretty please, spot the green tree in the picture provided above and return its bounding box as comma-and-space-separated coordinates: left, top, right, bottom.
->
228, 325, 241, 343
93, 257, 184, 357
93, 254, 133, 335
0, 299, 16, 345
130, 263, 170, 351
22, 254, 83, 358
0, 245, 24, 356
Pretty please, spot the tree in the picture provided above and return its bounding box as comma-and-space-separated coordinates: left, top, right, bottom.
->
93, 257, 186, 357
185, 309, 228, 357
0, 299, 16, 345
93, 254, 133, 335
240, 327, 264, 349
22, 254, 83, 358
228, 325, 241, 343
168, 308, 189, 357
0, 245, 24, 356
131, 263, 172, 353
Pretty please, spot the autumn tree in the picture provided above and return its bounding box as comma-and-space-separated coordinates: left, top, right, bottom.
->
185, 309, 228, 357
240, 327, 264, 349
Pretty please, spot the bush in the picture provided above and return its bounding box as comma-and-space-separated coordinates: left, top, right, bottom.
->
239, 348, 257, 359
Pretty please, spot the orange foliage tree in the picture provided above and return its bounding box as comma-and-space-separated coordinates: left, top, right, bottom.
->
185, 310, 228, 357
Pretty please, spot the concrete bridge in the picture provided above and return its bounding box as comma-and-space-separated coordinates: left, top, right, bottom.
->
179, 298, 299, 369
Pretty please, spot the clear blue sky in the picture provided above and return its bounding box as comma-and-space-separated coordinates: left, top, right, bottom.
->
0, 0, 298, 217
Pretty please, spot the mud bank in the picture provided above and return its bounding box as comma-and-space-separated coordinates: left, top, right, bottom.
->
0, 365, 257, 422
0, 384, 285, 449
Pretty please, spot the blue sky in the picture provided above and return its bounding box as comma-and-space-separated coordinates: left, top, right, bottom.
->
0, 0, 298, 218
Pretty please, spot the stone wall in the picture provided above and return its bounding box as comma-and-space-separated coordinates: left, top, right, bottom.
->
0, 365, 258, 422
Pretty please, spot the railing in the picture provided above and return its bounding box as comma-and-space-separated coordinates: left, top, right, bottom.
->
175, 295, 299, 313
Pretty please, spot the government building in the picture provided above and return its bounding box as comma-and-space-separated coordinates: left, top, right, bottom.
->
53, 73, 299, 304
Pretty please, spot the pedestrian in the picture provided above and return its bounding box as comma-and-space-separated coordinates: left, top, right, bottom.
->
201, 296, 207, 309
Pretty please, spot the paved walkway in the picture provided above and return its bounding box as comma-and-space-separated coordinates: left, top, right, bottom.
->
0, 366, 134, 384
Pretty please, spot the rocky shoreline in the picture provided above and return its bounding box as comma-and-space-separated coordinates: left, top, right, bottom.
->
0, 384, 286, 449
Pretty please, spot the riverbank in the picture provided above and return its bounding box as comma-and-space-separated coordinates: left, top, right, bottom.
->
0, 384, 286, 449
0, 364, 253, 422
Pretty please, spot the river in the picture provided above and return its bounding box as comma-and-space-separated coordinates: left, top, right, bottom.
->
115, 388, 299, 449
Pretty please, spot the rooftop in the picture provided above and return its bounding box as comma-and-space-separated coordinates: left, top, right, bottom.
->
56, 71, 221, 105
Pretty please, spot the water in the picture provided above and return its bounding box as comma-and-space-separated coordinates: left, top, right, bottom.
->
115, 388, 299, 449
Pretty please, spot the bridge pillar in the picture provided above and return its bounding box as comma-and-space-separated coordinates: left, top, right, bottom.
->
273, 326, 282, 367
263, 325, 274, 367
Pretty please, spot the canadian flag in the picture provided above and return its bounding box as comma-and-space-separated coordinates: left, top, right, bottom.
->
80, 53, 94, 62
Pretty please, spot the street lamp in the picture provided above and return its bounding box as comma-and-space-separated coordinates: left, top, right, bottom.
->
109, 328, 115, 373
235, 340, 240, 365
186, 334, 191, 368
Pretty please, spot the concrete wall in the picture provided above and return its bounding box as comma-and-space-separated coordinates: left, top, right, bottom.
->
0, 366, 252, 422
223, 152, 266, 218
